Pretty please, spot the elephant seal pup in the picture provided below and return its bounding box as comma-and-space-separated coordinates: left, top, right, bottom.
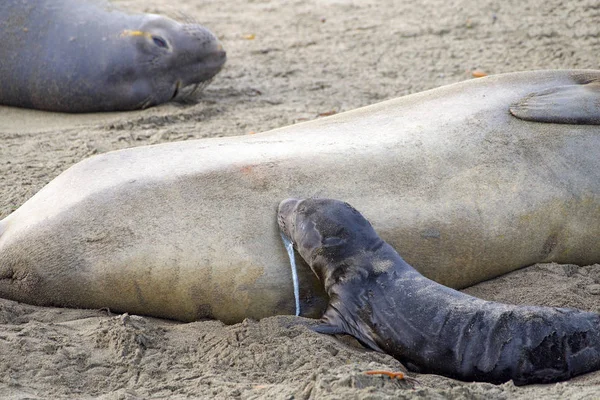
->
278, 198, 600, 385
0, 0, 226, 112
0, 70, 599, 323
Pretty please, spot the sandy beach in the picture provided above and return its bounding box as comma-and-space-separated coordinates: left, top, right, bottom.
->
1, 0, 599, 398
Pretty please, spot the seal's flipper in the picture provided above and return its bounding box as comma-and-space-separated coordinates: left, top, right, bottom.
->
312, 322, 347, 335
313, 306, 385, 353
510, 81, 600, 124
312, 321, 384, 353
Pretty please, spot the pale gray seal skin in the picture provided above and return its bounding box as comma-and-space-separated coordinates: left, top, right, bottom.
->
277, 197, 600, 385
0, 70, 599, 323
0, 0, 226, 112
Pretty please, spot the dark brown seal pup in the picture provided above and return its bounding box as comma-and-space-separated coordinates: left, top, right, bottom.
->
0, 0, 226, 112
278, 198, 600, 385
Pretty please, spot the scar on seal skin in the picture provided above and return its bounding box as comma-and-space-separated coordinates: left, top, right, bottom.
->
278, 198, 600, 385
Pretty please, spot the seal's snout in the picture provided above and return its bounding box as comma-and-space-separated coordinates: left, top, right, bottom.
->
278, 198, 301, 221
190, 36, 226, 84
206, 39, 227, 68
207, 43, 227, 68
159, 22, 227, 87
201, 35, 226, 60
183, 24, 226, 64
277, 198, 302, 238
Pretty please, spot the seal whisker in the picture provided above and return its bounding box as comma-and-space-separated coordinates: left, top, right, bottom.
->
182, 79, 212, 100
136, 96, 155, 110
187, 83, 201, 98
164, 8, 199, 25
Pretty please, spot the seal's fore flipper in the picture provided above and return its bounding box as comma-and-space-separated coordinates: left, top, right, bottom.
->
312, 322, 347, 335
312, 306, 384, 353
510, 81, 600, 124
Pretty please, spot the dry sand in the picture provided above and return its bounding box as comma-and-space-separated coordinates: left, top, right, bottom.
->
1, 0, 600, 398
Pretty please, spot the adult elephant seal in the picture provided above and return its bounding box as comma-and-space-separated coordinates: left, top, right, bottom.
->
0, 70, 599, 323
277, 197, 600, 385
0, 0, 226, 112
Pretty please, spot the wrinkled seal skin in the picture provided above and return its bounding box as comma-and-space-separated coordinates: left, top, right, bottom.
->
0, 0, 226, 112
278, 198, 600, 385
0, 70, 599, 323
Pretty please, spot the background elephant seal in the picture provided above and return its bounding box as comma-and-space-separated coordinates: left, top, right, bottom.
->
0, 70, 599, 324
0, 0, 226, 112
278, 197, 600, 385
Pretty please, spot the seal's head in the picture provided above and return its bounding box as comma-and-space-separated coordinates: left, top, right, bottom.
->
277, 198, 383, 291
119, 15, 226, 108
278, 198, 391, 352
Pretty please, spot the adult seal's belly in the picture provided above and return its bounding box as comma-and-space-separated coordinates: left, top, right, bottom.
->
0, 70, 599, 323
0, 0, 226, 112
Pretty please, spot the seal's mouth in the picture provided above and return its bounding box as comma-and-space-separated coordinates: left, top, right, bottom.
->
192, 47, 226, 85
173, 79, 214, 103
171, 81, 181, 100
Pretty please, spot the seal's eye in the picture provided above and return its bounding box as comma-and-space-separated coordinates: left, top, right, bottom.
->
152, 36, 168, 49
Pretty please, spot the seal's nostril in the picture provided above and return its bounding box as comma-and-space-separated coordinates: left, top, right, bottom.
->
212, 49, 226, 62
